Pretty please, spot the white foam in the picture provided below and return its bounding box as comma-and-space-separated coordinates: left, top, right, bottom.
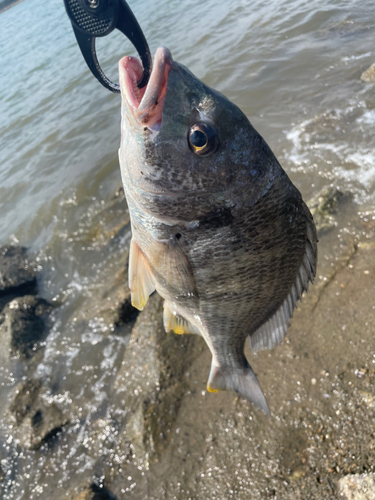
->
357, 109, 375, 125
341, 52, 372, 62
284, 103, 375, 201
341, 151, 375, 187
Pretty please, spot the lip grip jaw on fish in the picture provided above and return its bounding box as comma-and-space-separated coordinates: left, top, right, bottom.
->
119, 47, 172, 132
64, 0, 152, 92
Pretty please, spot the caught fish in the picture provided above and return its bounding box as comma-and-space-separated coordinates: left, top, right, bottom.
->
118, 47, 317, 414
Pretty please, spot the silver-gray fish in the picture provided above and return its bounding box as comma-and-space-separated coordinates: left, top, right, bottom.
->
118, 47, 317, 414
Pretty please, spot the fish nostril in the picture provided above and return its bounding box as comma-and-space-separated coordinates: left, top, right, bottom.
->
175, 233, 182, 240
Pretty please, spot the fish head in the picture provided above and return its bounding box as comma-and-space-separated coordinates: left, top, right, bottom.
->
119, 47, 276, 219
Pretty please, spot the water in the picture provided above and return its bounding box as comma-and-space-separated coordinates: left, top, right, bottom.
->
1, 0, 375, 498
1, 0, 375, 251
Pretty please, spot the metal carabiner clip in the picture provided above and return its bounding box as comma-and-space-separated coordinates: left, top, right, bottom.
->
63, 0, 152, 92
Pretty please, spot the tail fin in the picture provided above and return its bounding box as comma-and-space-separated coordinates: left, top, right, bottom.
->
207, 360, 270, 415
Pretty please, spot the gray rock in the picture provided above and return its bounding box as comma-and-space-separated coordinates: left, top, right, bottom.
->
96, 286, 138, 331
74, 253, 138, 334
8, 378, 69, 450
113, 293, 204, 462
361, 63, 375, 82
75, 185, 130, 247
0, 295, 52, 359
71, 489, 92, 500
90, 483, 117, 500
0, 246, 36, 297
307, 187, 351, 235
8, 378, 42, 425
67, 481, 117, 500
338, 473, 375, 499
26, 403, 67, 449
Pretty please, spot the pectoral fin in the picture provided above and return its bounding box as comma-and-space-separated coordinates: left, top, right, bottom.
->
163, 302, 201, 335
207, 360, 270, 415
128, 239, 155, 311
150, 235, 198, 300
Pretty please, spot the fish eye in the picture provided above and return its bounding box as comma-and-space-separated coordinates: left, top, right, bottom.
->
188, 122, 218, 156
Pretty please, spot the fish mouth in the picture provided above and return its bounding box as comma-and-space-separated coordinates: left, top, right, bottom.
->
119, 47, 173, 131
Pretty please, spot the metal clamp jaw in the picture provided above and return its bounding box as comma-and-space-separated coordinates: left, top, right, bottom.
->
63, 0, 152, 92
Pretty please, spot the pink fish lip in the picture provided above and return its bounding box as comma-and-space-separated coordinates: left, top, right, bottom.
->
119, 47, 173, 130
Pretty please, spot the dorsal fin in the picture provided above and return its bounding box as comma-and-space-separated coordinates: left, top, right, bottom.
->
249, 208, 317, 352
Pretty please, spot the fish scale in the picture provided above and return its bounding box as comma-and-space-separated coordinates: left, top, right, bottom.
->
118, 47, 317, 414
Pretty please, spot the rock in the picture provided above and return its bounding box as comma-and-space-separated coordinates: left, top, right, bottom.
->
98, 286, 138, 331
72, 492, 91, 500
0, 295, 52, 359
25, 403, 66, 449
361, 63, 375, 82
83, 186, 130, 246
75, 268, 139, 335
307, 187, 351, 235
112, 289, 138, 327
90, 483, 117, 500
80, 417, 125, 473
68, 481, 117, 500
0, 246, 36, 297
73, 240, 139, 334
8, 378, 42, 425
52, 185, 137, 335
8, 378, 69, 450
338, 473, 375, 499
113, 293, 204, 462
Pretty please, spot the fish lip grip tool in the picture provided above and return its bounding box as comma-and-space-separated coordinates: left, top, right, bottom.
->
63, 0, 152, 92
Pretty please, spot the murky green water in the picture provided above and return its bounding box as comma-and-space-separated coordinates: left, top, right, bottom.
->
1, 0, 375, 498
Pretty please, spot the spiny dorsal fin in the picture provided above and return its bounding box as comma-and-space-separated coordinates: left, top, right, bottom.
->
129, 239, 156, 311
249, 208, 317, 352
163, 301, 201, 335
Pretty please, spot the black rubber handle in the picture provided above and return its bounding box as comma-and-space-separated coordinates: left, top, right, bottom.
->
115, 1, 151, 89
63, 0, 152, 92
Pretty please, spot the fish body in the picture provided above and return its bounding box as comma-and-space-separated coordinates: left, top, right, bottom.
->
118, 48, 317, 414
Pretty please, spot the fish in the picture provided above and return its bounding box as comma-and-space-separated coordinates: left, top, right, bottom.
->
118, 47, 317, 415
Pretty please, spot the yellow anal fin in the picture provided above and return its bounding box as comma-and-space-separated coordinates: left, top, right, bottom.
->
129, 239, 155, 311
163, 302, 201, 335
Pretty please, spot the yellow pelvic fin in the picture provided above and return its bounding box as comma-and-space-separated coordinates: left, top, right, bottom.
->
163, 302, 201, 335
128, 239, 155, 311
207, 386, 219, 393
